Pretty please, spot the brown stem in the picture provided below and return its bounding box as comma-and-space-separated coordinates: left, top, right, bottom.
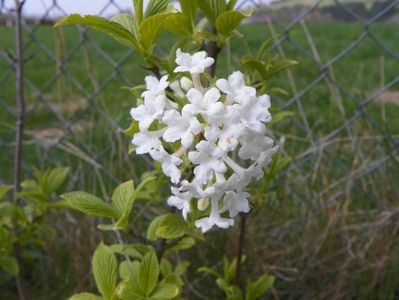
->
235, 213, 247, 286
13, 1, 28, 300
205, 26, 220, 78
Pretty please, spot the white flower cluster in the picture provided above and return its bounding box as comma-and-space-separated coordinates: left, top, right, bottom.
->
130, 49, 278, 233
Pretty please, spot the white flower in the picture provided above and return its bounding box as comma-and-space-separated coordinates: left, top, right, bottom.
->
255, 145, 279, 169
169, 80, 185, 98
142, 75, 169, 98
239, 131, 274, 160
195, 198, 234, 233
132, 130, 163, 154
168, 187, 192, 219
162, 109, 202, 148
174, 48, 214, 74
188, 141, 227, 184
204, 106, 243, 151
185, 87, 223, 117
216, 71, 256, 105
130, 94, 166, 131
221, 191, 251, 218
239, 94, 271, 133
149, 146, 182, 184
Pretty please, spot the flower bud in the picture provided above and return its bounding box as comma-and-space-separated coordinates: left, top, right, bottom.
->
180, 76, 193, 92
197, 198, 209, 211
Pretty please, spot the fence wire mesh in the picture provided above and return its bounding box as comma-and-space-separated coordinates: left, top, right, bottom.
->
1, 0, 399, 298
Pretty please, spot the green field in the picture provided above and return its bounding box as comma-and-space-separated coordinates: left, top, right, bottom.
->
1, 21, 399, 299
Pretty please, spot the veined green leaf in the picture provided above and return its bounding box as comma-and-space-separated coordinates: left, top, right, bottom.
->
69, 293, 102, 300
245, 274, 275, 300
111, 13, 139, 41
256, 35, 280, 60
155, 213, 187, 239
265, 59, 298, 80
111, 180, 135, 216
150, 283, 179, 299
227, 0, 238, 10
164, 237, 195, 255
198, 0, 227, 23
147, 215, 166, 241
0, 185, 12, 201
164, 13, 193, 36
120, 260, 141, 282
139, 250, 159, 295
242, 58, 267, 79
139, 13, 168, 50
54, 14, 136, 48
180, 0, 198, 23
92, 243, 118, 300
62, 191, 119, 219
145, 0, 172, 18
115, 280, 144, 299
215, 10, 252, 36
46, 167, 69, 195
110, 244, 143, 260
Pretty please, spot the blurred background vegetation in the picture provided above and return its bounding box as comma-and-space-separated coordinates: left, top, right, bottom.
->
1, 0, 399, 299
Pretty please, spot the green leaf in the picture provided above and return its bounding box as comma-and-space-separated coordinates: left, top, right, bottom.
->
164, 237, 195, 255
0, 255, 19, 276
245, 274, 275, 300
110, 244, 143, 260
69, 293, 102, 300
46, 167, 69, 194
112, 180, 135, 214
265, 59, 298, 80
120, 260, 141, 282
269, 111, 295, 125
150, 283, 179, 299
111, 13, 139, 39
62, 192, 119, 219
160, 259, 173, 277
164, 13, 193, 36
54, 14, 136, 48
242, 58, 267, 79
198, 0, 227, 23
224, 257, 237, 284
145, 0, 172, 18
139, 250, 159, 295
0, 185, 12, 201
133, 0, 144, 24
92, 243, 118, 300
256, 35, 280, 60
155, 213, 187, 239
227, 0, 238, 10
139, 13, 168, 50
115, 280, 144, 299
198, 266, 220, 278
123, 121, 140, 137
215, 10, 252, 36
180, 0, 198, 22
147, 215, 165, 241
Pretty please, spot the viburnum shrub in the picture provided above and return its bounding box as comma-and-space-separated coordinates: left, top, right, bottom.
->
55, 0, 296, 299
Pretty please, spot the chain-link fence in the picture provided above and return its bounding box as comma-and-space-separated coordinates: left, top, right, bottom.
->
1, 0, 399, 298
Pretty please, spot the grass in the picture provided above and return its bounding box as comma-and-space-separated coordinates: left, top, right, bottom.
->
1, 20, 399, 299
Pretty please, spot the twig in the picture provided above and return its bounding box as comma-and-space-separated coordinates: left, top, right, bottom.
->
13, 1, 28, 299
205, 26, 220, 78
